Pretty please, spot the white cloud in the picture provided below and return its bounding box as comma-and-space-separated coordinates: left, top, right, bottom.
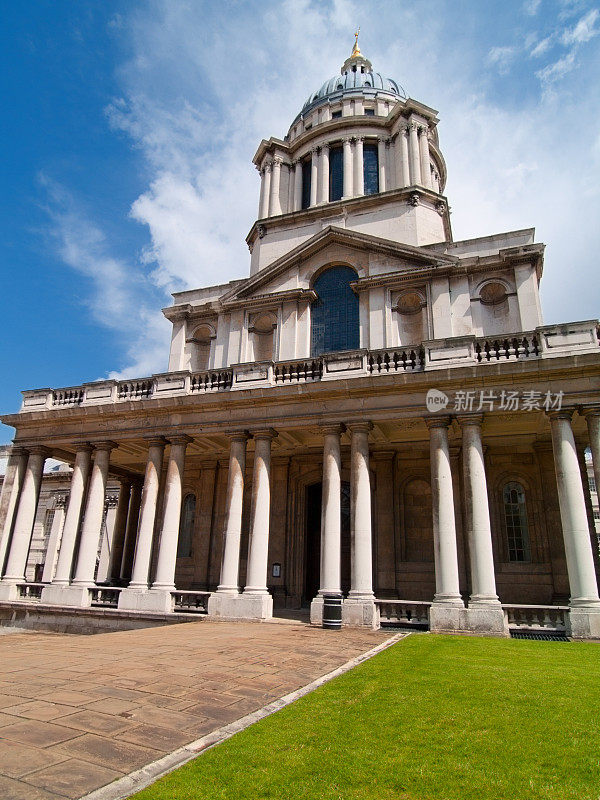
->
487, 45, 517, 74
39, 175, 171, 378
535, 49, 577, 83
530, 35, 553, 56
524, 0, 542, 15
561, 8, 600, 44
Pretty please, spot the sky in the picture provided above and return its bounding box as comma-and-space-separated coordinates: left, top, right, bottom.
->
1, 0, 599, 443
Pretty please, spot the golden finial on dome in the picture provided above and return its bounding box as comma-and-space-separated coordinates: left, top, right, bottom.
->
351, 26, 361, 57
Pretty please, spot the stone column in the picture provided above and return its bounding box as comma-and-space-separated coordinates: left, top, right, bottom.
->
106, 478, 132, 583
319, 144, 329, 204
257, 165, 265, 219
549, 411, 600, 637
0, 447, 47, 598
41, 494, 67, 583
0, 446, 28, 576
71, 442, 116, 588
217, 433, 248, 593
95, 494, 118, 583
342, 136, 353, 199
310, 148, 318, 207
260, 162, 271, 219
409, 123, 421, 185
119, 480, 142, 583
378, 138, 387, 193
293, 160, 303, 211
120, 438, 166, 600
354, 137, 364, 196
209, 433, 249, 618
418, 126, 432, 189
152, 435, 193, 593
241, 430, 275, 619
426, 417, 465, 631
583, 409, 600, 515
399, 127, 410, 187
310, 425, 343, 625
458, 416, 507, 634
341, 423, 375, 627
268, 157, 282, 216
287, 163, 295, 213
47, 445, 93, 591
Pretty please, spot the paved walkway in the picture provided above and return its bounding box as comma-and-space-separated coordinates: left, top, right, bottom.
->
0, 620, 388, 799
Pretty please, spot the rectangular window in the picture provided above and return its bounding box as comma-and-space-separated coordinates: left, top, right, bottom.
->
332, 110, 342, 119
301, 159, 312, 209
329, 146, 343, 202
363, 143, 379, 195
364, 108, 375, 116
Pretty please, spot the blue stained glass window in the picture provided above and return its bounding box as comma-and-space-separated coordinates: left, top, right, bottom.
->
363, 143, 379, 195
329, 146, 343, 202
301, 159, 312, 209
311, 266, 360, 356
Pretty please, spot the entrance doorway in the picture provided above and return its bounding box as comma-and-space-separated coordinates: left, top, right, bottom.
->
303, 481, 351, 605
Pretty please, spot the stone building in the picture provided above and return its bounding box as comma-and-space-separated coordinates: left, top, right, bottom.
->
1, 40, 599, 637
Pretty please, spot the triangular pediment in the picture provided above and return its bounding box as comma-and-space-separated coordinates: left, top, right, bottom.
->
221, 226, 458, 305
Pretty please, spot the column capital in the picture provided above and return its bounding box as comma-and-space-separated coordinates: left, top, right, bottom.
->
264, 159, 273, 172
347, 421, 372, 434
354, 135, 364, 143
93, 440, 118, 453
456, 413, 484, 427
272, 155, 283, 166
143, 434, 167, 447
425, 415, 451, 430
73, 442, 94, 454
167, 434, 194, 446
10, 445, 29, 457
320, 423, 345, 436
418, 124, 429, 136
342, 135, 353, 144
226, 430, 250, 443
547, 409, 574, 422
252, 428, 278, 442
401, 126, 410, 137
320, 142, 330, 153
28, 445, 50, 458
580, 405, 600, 419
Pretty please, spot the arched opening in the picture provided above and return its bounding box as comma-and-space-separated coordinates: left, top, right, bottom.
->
250, 312, 276, 362
189, 324, 214, 372
311, 266, 359, 356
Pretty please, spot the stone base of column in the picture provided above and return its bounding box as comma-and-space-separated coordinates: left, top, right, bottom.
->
0, 582, 20, 602
567, 606, 600, 639
429, 603, 468, 633
465, 604, 509, 637
207, 592, 272, 620
342, 598, 378, 629
118, 588, 173, 613
40, 584, 92, 608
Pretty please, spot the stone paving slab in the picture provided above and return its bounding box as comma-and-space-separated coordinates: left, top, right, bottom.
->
0, 621, 388, 799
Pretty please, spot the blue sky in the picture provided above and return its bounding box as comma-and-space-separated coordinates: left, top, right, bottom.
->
1, 0, 599, 443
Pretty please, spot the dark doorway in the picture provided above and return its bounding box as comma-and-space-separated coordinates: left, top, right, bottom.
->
303, 481, 351, 605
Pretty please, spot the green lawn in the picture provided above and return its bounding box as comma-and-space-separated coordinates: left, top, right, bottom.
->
133, 634, 600, 800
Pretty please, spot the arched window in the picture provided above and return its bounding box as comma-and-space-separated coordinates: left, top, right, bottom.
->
502, 482, 530, 562
177, 493, 196, 558
311, 266, 360, 356
189, 324, 214, 372
329, 145, 343, 202
250, 312, 276, 362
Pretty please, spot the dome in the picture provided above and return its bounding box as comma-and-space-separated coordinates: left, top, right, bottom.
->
295, 38, 405, 122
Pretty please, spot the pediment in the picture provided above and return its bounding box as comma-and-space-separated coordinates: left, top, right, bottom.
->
220, 226, 458, 306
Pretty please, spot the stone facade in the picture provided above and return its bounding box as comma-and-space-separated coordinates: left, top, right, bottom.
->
1, 42, 599, 637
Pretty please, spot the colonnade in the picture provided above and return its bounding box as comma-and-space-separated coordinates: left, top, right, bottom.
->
0, 409, 599, 633
257, 123, 435, 219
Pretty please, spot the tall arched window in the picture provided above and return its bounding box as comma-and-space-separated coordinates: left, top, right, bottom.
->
502, 482, 530, 562
177, 493, 196, 558
311, 266, 359, 356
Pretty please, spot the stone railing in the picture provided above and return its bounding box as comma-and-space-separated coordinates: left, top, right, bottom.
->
375, 599, 431, 628
16, 582, 45, 600
502, 604, 569, 632
19, 320, 600, 412
90, 587, 122, 608
172, 590, 210, 613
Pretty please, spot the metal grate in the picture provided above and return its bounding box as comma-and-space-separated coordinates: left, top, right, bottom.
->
510, 630, 570, 642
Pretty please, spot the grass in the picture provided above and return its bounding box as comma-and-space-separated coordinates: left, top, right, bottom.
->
132, 634, 600, 800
